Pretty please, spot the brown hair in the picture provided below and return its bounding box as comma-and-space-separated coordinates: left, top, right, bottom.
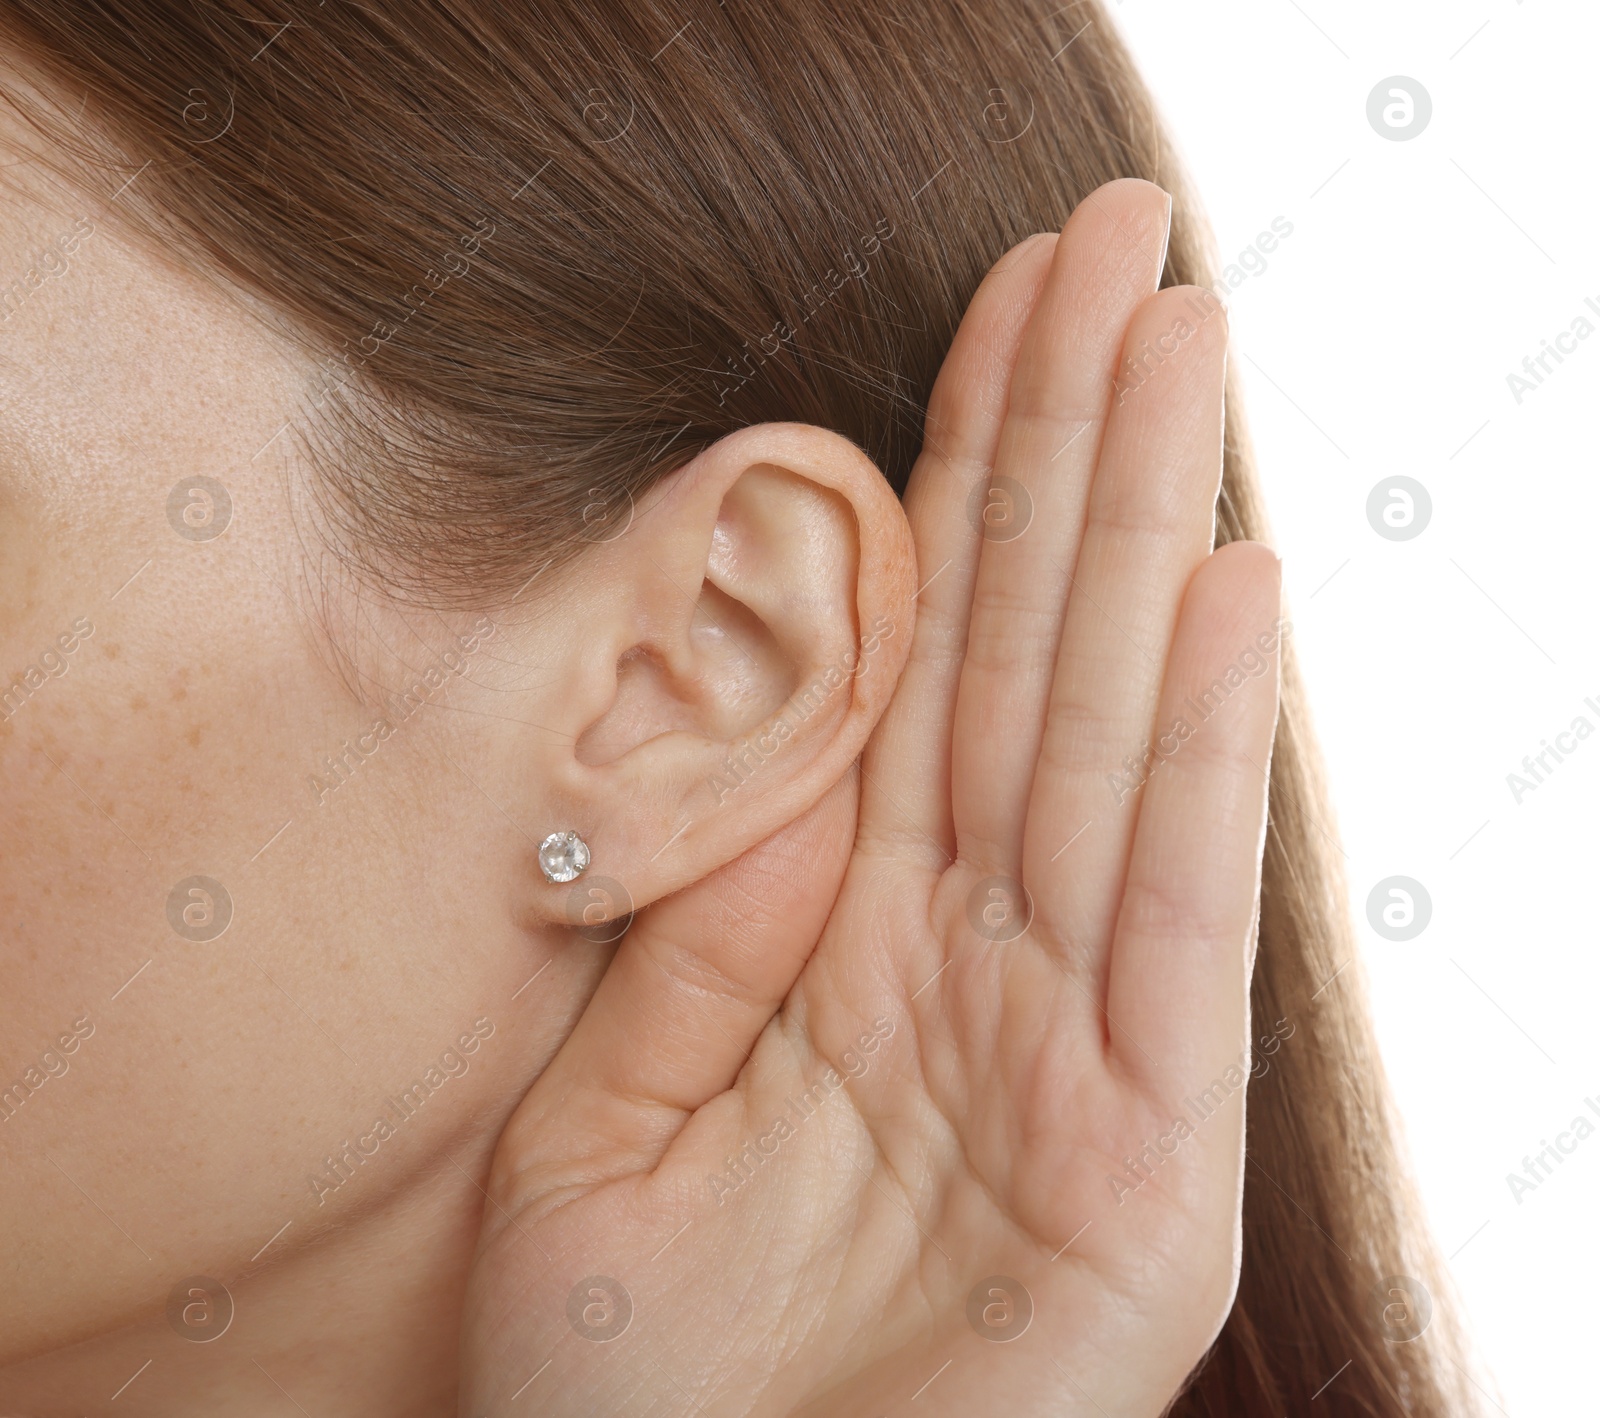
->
0, 1, 1481, 1410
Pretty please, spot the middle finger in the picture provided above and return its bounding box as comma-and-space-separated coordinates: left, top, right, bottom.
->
951, 178, 1170, 872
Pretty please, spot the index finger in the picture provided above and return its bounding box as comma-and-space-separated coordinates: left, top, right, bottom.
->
858, 229, 1059, 867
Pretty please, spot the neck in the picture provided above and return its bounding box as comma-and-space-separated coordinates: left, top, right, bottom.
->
0, 1137, 493, 1416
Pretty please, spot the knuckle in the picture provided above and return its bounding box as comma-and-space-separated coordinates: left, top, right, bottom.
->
1039, 692, 1127, 773
1121, 872, 1231, 949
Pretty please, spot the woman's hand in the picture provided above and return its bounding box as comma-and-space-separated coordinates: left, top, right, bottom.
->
460, 178, 1283, 1417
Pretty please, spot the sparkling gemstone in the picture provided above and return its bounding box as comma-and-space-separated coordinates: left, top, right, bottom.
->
539, 830, 590, 883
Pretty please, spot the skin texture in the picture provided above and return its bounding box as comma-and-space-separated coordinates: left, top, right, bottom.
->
459, 182, 1283, 1417
0, 64, 1281, 1416
0, 97, 911, 1414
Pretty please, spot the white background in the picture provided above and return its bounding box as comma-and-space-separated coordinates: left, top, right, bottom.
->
1110, 1, 1597, 1411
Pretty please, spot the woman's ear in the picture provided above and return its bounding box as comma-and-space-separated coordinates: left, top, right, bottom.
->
504, 421, 915, 921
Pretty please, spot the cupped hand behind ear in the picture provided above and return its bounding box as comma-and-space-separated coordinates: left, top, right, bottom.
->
459, 179, 1282, 1418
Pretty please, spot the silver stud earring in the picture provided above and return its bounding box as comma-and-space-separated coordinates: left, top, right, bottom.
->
538, 829, 591, 884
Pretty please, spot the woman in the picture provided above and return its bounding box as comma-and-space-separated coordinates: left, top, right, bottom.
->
0, 1, 1478, 1413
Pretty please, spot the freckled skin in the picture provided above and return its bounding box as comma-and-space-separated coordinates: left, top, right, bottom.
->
0, 50, 919, 1418
0, 85, 579, 1413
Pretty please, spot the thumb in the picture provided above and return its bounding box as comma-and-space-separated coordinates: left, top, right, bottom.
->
490, 767, 858, 1196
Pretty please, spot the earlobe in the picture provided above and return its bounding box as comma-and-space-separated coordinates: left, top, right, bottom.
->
518, 421, 914, 923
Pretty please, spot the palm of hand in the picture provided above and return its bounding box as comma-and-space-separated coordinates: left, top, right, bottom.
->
461, 180, 1282, 1418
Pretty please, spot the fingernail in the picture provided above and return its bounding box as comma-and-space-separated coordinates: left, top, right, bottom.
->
1155, 191, 1174, 283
